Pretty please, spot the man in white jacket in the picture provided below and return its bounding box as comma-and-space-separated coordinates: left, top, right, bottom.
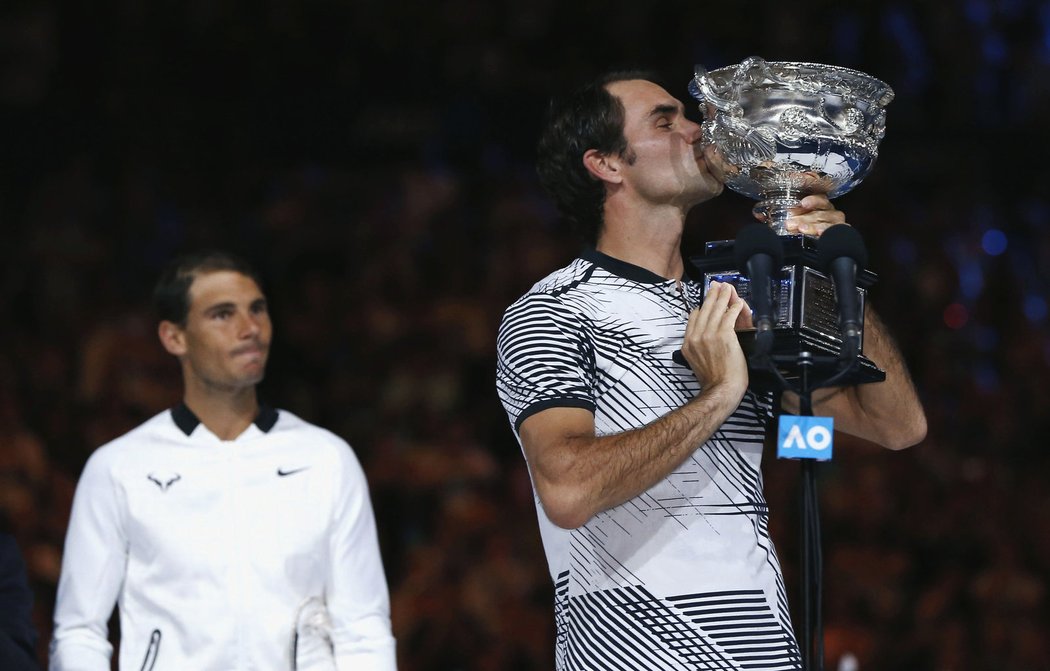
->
50, 250, 396, 670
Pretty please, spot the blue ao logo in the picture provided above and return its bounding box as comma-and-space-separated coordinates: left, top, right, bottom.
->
777, 416, 834, 461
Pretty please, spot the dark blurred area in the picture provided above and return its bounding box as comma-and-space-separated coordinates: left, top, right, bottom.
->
1, 1, 1049, 669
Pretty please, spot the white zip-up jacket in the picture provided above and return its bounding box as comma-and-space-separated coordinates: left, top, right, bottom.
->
50, 405, 396, 670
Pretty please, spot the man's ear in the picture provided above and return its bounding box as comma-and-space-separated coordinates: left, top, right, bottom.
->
583, 149, 624, 185
158, 321, 187, 357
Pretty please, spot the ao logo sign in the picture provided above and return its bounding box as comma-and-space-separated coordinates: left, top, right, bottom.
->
777, 416, 834, 461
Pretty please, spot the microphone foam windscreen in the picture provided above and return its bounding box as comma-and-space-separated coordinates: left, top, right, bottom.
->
816, 224, 868, 272
733, 223, 784, 270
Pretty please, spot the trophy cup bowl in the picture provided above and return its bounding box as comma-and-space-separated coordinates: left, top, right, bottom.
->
689, 57, 893, 235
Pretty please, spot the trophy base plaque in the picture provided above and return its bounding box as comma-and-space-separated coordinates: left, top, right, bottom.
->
685, 234, 886, 392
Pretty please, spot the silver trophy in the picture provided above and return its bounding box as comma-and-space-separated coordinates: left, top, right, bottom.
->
689, 56, 893, 235
684, 57, 894, 388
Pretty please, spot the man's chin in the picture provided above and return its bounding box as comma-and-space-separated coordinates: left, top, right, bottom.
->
686, 179, 724, 207
237, 362, 267, 387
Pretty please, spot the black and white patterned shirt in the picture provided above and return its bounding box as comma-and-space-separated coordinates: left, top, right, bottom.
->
497, 248, 801, 671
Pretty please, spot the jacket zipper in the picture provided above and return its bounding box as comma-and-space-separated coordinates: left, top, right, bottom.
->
139, 629, 161, 671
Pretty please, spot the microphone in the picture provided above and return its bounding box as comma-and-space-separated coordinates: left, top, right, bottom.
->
734, 223, 784, 357
816, 225, 868, 360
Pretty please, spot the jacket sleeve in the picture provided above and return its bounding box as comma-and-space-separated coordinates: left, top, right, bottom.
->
325, 444, 397, 670
0, 533, 39, 670
49, 450, 128, 671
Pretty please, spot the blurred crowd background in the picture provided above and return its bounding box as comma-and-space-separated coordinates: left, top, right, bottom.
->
2, 1, 1049, 669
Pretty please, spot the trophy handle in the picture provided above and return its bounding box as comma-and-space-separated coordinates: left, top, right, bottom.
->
690, 64, 736, 114
692, 62, 776, 166
691, 56, 772, 113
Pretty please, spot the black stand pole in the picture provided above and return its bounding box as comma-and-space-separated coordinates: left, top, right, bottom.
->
756, 349, 862, 671
795, 352, 823, 671
802, 456, 824, 671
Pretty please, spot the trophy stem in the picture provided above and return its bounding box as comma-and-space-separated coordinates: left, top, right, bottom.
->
754, 189, 806, 236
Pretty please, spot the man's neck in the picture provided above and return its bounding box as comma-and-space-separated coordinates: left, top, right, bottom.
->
182, 386, 259, 441
596, 201, 687, 280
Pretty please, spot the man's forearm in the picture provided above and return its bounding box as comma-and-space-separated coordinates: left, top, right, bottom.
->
529, 381, 745, 529
800, 307, 926, 449
849, 308, 927, 447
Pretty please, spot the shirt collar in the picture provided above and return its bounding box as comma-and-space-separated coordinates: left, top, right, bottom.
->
581, 247, 680, 284
171, 402, 279, 437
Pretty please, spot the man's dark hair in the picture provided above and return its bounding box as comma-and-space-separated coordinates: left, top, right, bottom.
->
536, 69, 660, 245
153, 249, 264, 325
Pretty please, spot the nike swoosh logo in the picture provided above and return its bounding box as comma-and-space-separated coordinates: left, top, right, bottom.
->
277, 466, 310, 477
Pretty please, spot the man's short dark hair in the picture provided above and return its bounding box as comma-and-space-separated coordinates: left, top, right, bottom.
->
152, 250, 264, 325
536, 69, 660, 245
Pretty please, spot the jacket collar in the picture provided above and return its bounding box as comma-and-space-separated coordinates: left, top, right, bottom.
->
171, 402, 278, 437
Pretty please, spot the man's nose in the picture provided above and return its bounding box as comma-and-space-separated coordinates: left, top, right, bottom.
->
685, 118, 703, 143
238, 312, 261, 337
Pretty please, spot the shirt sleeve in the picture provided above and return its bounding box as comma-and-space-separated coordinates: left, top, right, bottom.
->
496, 292, 596, 432
325, 444, 396, 671
49, 450, 128, 671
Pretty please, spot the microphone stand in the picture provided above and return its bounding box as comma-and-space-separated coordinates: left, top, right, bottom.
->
751, 347, 861, 671
796, 351, 822, 671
